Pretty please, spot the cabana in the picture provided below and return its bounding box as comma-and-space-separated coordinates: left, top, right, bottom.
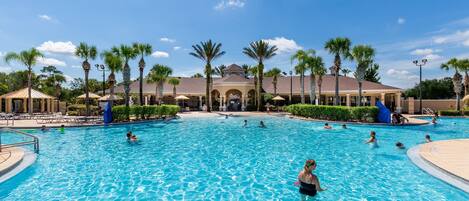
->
0, 88, 56, 113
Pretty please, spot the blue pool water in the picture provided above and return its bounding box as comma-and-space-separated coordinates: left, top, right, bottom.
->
0, 115, 468, 200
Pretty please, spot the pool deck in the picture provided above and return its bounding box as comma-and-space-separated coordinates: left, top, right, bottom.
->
408, 140, 469, 193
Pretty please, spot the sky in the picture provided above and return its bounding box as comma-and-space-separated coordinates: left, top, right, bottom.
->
1, 0, 469, 89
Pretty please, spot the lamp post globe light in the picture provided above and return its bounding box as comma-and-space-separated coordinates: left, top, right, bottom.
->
412, 58, 427, 114
95, 64, 107, 96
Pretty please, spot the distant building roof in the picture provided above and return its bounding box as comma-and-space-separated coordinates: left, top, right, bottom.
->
0, 88, 55, 99
111, 74, 401, 96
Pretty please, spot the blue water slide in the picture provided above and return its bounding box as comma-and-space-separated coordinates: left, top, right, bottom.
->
103, 102, 113, 124
376, 101, 391, 123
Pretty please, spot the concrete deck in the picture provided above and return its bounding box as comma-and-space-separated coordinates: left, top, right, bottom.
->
408, 140, 469, 193
0, 147, 24, 178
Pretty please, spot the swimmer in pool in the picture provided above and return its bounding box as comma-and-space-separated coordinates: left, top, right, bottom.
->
395, 142, 406, 149
342, 124, 347, 129
259, 121, 266, 128
324, 123, 332, 129
243, 120, 247, 127
296, 159, 326, 200
41, 125, 49, 132
365, 131, 378, 147
59, 125, 65, 133
425, 135, 432, 143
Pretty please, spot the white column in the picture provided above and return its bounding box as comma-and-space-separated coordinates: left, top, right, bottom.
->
380, 93, 385, 105
198, 96, 203, 110
219, 95, 223, 111
396, 93, 402, 113
241, 95, 245, 111
144, 96, 148, 105
346, 94, 351, 107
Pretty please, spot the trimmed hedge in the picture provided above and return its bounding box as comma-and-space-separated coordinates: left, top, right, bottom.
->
438, 110, 467, 116
286, 104, 378, 122
112, 104, 179, 122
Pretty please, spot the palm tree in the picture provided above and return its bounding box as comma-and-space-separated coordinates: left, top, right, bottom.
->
441, 58, 463, 111
147, 64, 173, 104
325, 37, 352, 105
189, 40, 225, 112
316, 67, 327, 105
341, 68, 352, 77
459, 59, 469, 96
75, 43, 97, 117
242, 64, 250, 78
308, 56, 325, 105
214, 65, 227, 77
168, 77, 180, 97
191, 73, 204, 78
249, 65, 259, 106
101, 50, 123, 107
133, 43, 153, 106
351, 45, 375, 106
112, 45, 137, 108
265, 67, 282, 95
291, 49, 315, 104
4, 48, 44, 114
243, 40, 278, 111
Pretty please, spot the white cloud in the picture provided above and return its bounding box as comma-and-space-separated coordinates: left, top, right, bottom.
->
262, 37, 302, 54
151, 51, 169, 58
38, 14, 52, 21
214, 0, 245, 10
63, 74, 74, 83
410, 48, 440, 55
173, 46, 181, 50
160, 37, 176, 43
397, 17, 406, 25
37, 57, 66, 66
71, 65, 82, 69
386, 69, 418, 80
37, 41, 76, 55
0, 66, 12, 73
433, 30, 469, 45
463, 39, 469, 46
423, 54, 442, 61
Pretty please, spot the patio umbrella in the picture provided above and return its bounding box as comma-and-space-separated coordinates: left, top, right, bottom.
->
77, 93, 101, 99
98, 94, 123, 101
272, 95, 285, 112
175, 95, 190, 110
463, 95, 469, 106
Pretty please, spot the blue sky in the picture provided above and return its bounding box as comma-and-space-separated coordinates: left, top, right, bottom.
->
1, 0, 469, 89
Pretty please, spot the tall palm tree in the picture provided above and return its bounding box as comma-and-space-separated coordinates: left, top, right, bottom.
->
459, 59, 469, 96
249, 65, 259, 106
325, 37, 352, 105
243, 40, 278, 111
101, 50, 123, 108
191, 73, 204, 78
189, 40, 225, 112
147, 64, 173, 104
341, 68, 352, 77
441, 58, 463, 111
265, 67, 282, 95
168, 77, 180, 97
133, 43, 153, 106
4, 48, 44, 114
351, 45, 375, 106
112, 44, 137, 108
308, 56, 325, 105
291, 49, 315, 104
75, 43, 97, 117
316, 67, 327, 105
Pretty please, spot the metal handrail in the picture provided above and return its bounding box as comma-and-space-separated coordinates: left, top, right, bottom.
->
0, 128, 39, 154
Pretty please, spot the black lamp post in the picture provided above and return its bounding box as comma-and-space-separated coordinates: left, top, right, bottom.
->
413, 59, 427, 114
95, 64, 107, 96
289, 70, 293, 105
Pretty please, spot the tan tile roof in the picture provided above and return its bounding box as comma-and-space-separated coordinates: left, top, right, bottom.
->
112, 75, 401, 96
0, 88, 55, 99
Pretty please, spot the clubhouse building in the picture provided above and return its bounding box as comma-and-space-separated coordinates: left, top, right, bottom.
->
113, 64, 403, 111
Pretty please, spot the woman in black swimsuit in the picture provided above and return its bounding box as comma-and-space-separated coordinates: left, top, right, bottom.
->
297, 159, 326, 200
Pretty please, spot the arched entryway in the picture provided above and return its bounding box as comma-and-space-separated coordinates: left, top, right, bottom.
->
225, 89, 242, 111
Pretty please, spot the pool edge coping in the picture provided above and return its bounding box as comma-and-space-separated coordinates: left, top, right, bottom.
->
0, 148, 36, 184
407, 145, 469, 194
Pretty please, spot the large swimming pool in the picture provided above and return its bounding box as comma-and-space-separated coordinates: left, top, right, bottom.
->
0, 115, 468, 200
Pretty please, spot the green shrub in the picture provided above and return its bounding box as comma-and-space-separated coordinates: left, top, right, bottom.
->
67, 104, 98, 116
351, 106, 379, 123
286, 104, 378, 122
112, 104, 180, 122
439, 110, 462, 116
464, 110, 469, 116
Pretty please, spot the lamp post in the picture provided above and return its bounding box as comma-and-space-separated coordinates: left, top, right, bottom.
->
95, 64, 107, 96
413, 59, 427, 114
289, 70, 293, 105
